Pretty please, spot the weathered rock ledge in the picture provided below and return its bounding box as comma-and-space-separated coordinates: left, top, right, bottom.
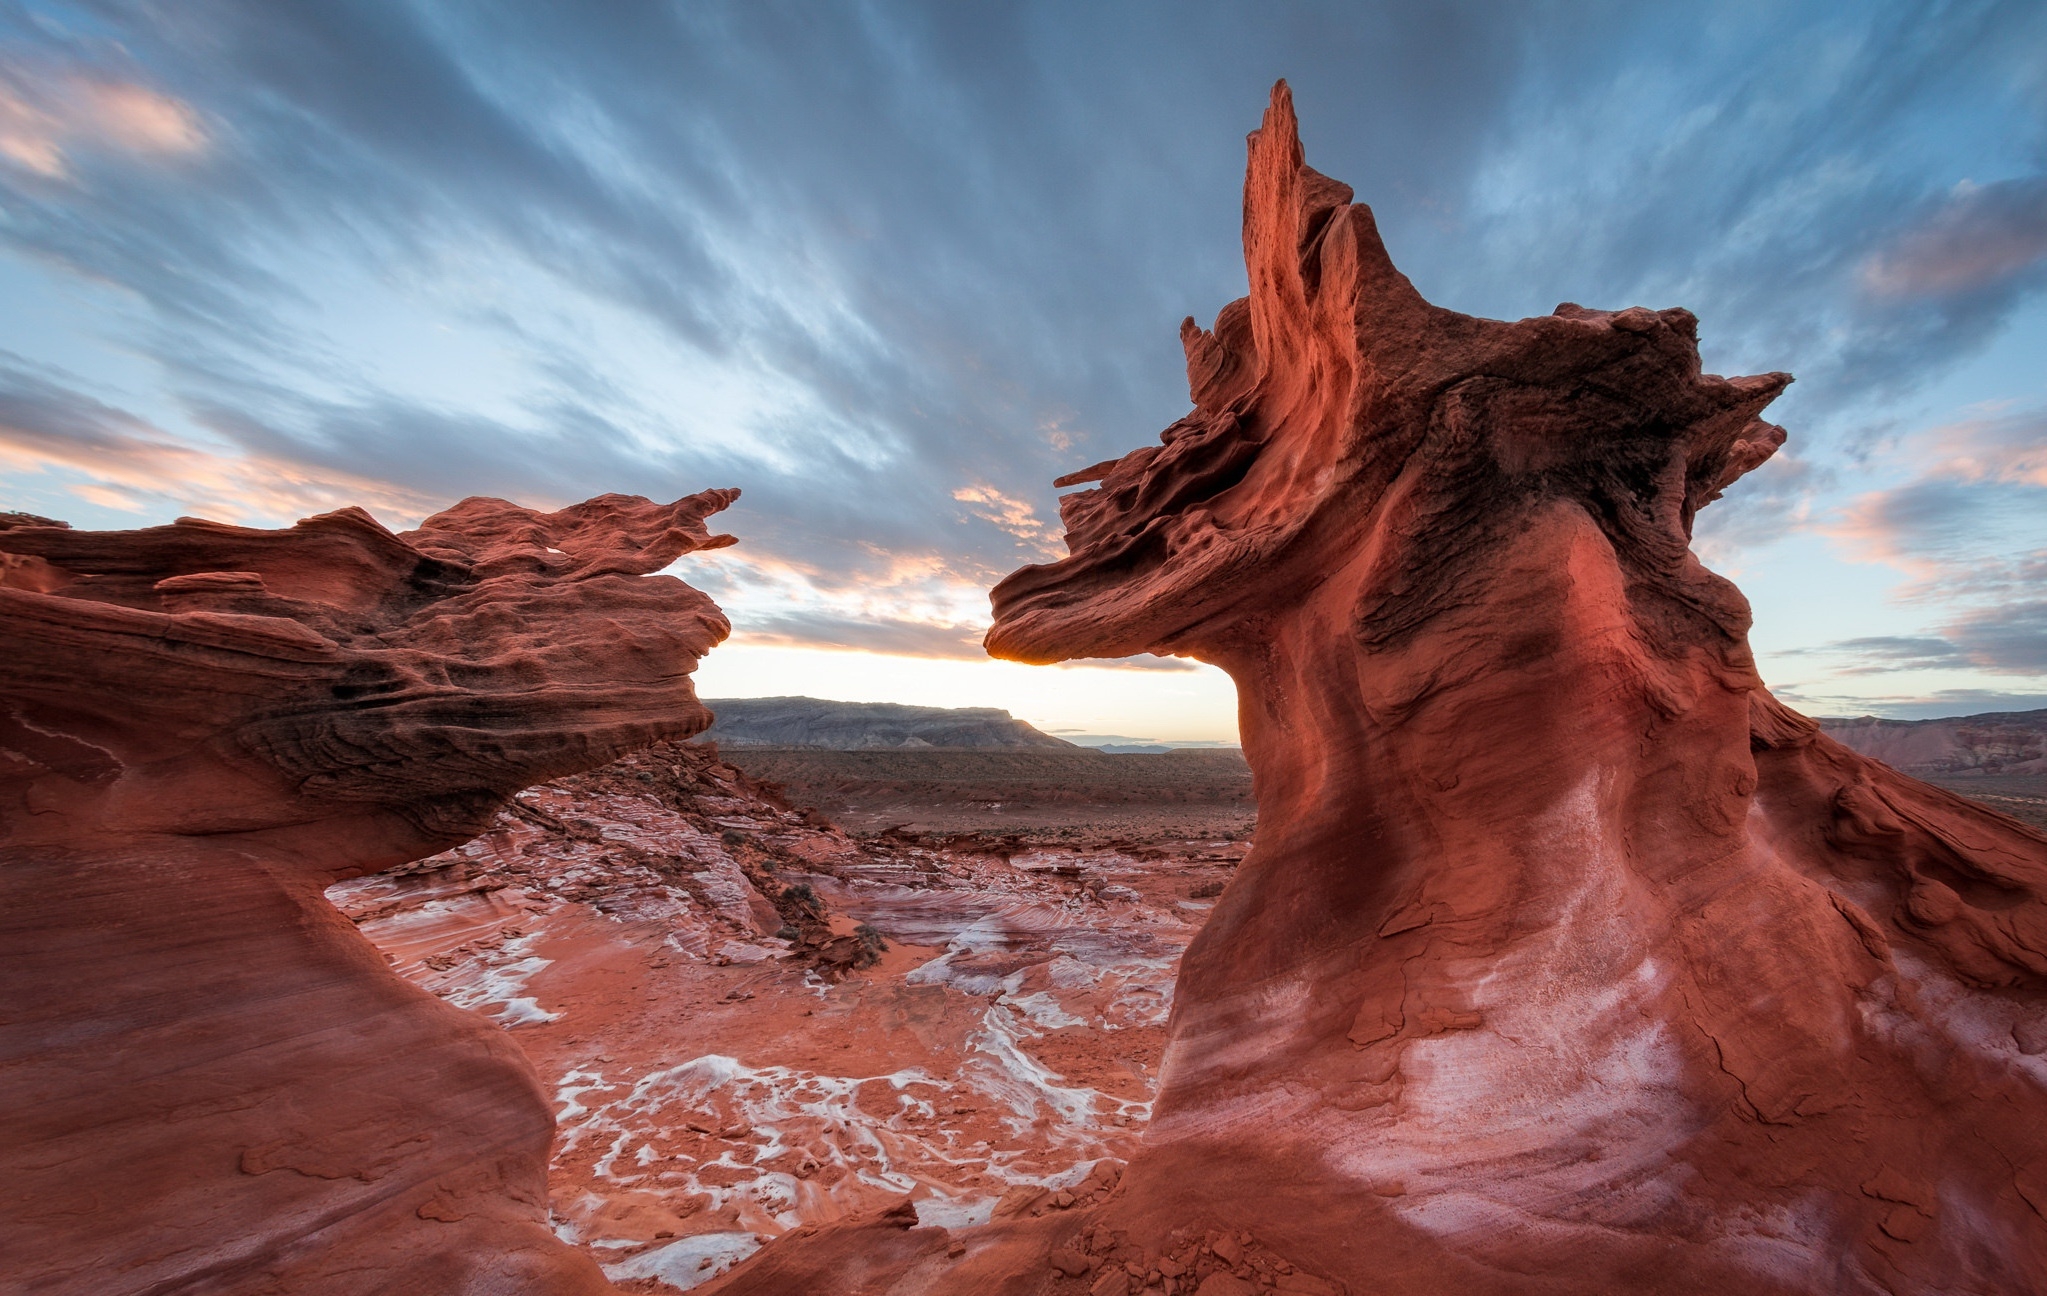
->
1, 491, 735, 1295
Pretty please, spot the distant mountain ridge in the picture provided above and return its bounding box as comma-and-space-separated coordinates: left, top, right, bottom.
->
701, 697, 2047, 771
699, 696, 1079, 750
1820, 707, 2047, 776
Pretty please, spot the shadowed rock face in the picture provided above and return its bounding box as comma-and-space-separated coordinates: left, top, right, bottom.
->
1, 491, 736, 1295
984, 84, 2047, 1295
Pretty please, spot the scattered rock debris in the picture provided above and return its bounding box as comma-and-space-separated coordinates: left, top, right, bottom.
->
1045, 1224, 1347, 1296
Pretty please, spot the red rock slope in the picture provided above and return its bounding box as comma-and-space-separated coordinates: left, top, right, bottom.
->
993, 84, 2047, 1295
0, 491, 735, 1295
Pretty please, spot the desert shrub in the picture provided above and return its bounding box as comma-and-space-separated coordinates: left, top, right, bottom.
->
852, 922, 889, 968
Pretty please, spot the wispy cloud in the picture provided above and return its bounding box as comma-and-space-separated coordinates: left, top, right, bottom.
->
0, 64, 203, 178
1777, 618, 2047, 679
1785, 636, 1969, 673
1792, 400, 2047, 686
952, 482, 1060, 553
1824, 408, 2047, 587
0, 350, 436, 524
735, 611, 988, 661
1922, 408, 2047, 488
0, 0, 2043, 689
1860, 177, 2047, 301
1943, 599, 2047, 673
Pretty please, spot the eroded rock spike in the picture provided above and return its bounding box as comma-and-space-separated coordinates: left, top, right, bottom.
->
982, 88, 2047, 1296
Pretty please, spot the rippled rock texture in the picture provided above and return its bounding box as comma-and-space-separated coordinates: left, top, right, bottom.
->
1, 491, 736, 1295
992, 85, 2047, 1295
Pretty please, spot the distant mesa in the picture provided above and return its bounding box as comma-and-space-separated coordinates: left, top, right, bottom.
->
1064, 731, 1246, 754
699, 694, 1079, 750
700, 699, 2047, 770
1822, 706, 2047, 776
1, 490, 737, 1295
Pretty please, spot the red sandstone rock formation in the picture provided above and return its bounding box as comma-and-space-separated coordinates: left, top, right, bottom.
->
990, 84, 2047, 1295
1, 491, 736, 1295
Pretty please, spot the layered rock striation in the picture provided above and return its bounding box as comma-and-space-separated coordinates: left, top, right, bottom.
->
984, 84, 2047, 1294
1, 491, 736, 1294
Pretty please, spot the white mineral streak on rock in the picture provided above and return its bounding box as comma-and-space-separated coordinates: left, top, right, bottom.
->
1303, 775, 1836, 1284
1310, 779, 1678, 1188
601, 1231, 762, 1291
441, 936, 562, 1026
523, 842, 1191, 1250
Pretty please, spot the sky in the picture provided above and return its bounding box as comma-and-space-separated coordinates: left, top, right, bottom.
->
1, 1, 2044, 741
